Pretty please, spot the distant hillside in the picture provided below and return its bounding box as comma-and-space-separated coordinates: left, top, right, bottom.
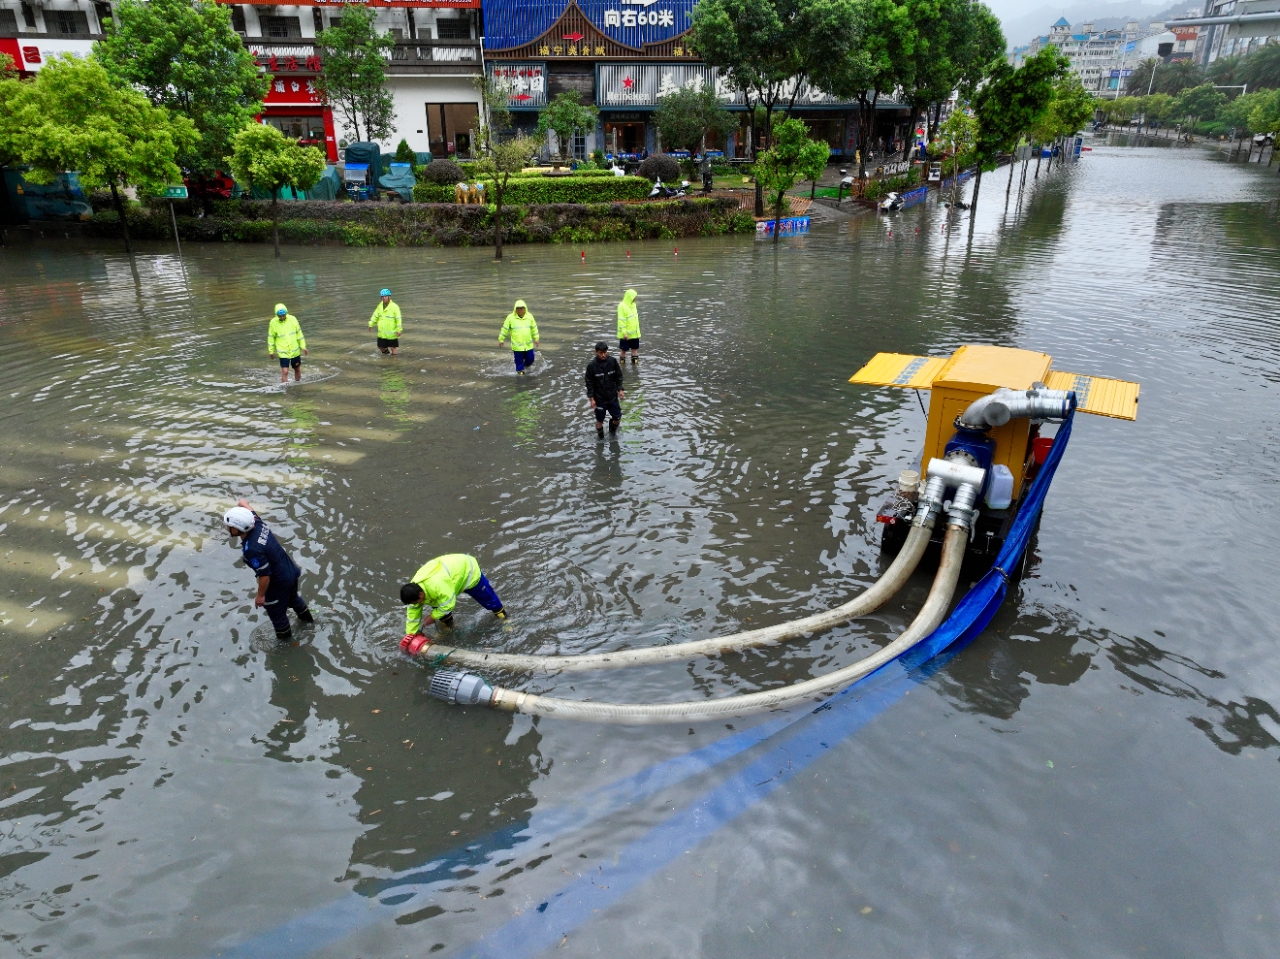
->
999, 1, 1201, 49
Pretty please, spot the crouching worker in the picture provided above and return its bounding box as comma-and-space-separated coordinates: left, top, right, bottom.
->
224, 499, 314, 643
400, 553, 505, 643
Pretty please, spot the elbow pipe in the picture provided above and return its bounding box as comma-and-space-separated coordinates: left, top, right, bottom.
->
958, 388, 1071, 430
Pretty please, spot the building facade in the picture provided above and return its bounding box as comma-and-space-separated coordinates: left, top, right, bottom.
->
1171, 0, 1280, 65
1010, 17, 1180, 96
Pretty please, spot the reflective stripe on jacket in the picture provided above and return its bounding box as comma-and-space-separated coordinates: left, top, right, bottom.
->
268, 314, 306, 358
499, 301, 539, 352
404, 553, 482, 633
369, 300, 403, 338
616, 289, 640, 339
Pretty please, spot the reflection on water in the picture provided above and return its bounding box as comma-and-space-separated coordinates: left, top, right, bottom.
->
2, 140, 1280, 958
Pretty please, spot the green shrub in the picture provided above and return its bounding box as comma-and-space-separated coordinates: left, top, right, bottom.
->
414, 175, 648, 204
393, 139, 416, 164
423, 158, 465, 184
637, 154, 680, 183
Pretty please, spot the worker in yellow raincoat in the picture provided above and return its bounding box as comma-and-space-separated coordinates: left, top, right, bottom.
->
268, 303, 308, 383
369, 288, 403, 355
400, 554, 506, 634
498, 300, 540, 375
616, 288, 640, 363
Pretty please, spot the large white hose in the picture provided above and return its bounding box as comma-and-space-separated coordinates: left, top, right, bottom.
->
484, 523, 969, 724
413, 522, 935, 674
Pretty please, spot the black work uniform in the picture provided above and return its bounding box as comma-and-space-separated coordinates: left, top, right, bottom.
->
585, 355, 624, 422
240, 516, 310, 638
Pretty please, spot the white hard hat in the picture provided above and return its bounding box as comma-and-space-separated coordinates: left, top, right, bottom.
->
224, 506, 256, 532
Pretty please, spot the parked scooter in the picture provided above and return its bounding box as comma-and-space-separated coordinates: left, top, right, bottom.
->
649, 178, 689, 199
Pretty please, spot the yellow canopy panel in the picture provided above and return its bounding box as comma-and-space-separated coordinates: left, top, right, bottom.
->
849, 353, 950, 390
1045, 370, 1140, 420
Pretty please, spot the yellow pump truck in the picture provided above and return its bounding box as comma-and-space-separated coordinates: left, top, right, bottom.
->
851, 344, 1139, 558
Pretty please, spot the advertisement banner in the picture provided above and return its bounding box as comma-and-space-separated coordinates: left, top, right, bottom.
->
486, 62, 549, 109
264, 76, 324, 106
484, 0, 698, 51
0, 37, 95, 72
595, 64, 854, 109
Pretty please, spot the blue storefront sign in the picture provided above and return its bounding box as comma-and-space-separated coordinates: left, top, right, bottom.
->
483, 0, 700, 51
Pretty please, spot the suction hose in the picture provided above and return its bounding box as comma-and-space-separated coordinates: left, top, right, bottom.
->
427, 497, 975, 724
406, 506, 940, 675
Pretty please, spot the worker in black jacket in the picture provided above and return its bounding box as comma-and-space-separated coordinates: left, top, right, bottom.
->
584, 341, 625, 438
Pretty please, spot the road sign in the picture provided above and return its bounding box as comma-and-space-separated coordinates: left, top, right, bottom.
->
161, 185, 188, 199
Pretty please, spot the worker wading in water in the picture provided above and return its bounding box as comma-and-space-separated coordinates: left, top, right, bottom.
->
268, 303, 308, 383
224, 500, 314, 642
369, 288, 402, 355
498, 300, 540, 375
585, 341, 625, 438
401, 554, 506, 636
616, 289, 640, 363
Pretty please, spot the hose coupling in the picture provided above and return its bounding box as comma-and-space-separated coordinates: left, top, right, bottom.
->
947, 482, 981, 531
428, 669, 495, 707
400, 633, 431, 656
913, 475, 948, 527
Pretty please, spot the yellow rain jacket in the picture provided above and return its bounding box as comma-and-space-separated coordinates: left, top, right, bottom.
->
616, 289, 640, 339
268, 310, 306, 359
404, 553, 482, 633
369, 299, 403, 338
498, 300, 539, 352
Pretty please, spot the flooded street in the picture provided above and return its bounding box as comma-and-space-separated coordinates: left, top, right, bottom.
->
2, 139, 1280, 958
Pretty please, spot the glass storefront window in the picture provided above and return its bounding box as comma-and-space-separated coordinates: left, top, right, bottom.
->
426, 103, 480, 158
264, 116, 327, 145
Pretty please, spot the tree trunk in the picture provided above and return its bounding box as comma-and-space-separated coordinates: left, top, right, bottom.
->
1005, 149, 1016, 202
271, 191, 280, 259
494, 188, 504, 260
109, 180, 132, 256
1019, 153, 1030, 192
970, 167, 983, 214
1034, 146, 1043, 178
772, 192, 784, 245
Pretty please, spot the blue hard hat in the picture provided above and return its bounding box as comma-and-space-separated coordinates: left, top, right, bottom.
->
380, 288, 391, 297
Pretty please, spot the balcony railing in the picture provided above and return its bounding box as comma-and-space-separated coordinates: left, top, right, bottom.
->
243, 37, 480, 72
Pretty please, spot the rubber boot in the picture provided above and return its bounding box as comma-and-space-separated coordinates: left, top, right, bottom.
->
297, 607, 315, 627
609, 418, 619, 434
495, 608, 507, 620
275, 629, 293, 644
596, 424, 604, 439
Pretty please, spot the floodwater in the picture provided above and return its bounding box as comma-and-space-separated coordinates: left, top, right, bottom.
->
2, 138, 1279, 959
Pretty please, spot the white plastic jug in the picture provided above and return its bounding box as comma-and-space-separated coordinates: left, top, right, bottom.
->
985, 464, 1014, 510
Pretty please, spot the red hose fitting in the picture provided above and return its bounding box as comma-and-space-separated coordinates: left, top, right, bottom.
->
400, 633, 430, 655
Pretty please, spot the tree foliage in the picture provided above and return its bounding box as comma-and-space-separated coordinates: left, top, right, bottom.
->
0, 54, 197, 253
655, 84, 735, 153
1172, 83, 1226, 124
753, 117, 827, 244
316, 6, 396, 144
535, 91, 598, 165
95, 0, 265, 181
1239, 43, 1280, 91
1155, 58, 1203, 95
477, 133, 539, 260
228, 123, 325, 257
1031, 73, 1095, 143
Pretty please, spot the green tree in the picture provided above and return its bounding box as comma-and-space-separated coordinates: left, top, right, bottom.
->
477, 133, 538, 261
1030, 74, 1093, 174
228, 123, 325, 258
970, 47, 1066, 213
316, 6, 396, 144
95, 0, 265, 208
1240, 43, 1280, 91
937, 107, 976, 191
1220, 89, 1269, 133
1156, 58, 1202, 95
655, 84, 735, 154
473, 72, 514, 156
1127, 58, 1160, 100
536, 91, 598, 167
1172, 83, 1226, 127
1140, 92, 1175, 132
689, 0, 861, 212
0, 54, 196, 254
0, 53, 21, 167
1246, 89, 1280, 137
1205, 55, 1241, 87
753, 117, 827, 244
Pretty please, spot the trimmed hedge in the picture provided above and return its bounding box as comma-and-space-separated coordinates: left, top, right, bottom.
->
412, 175, 649, 204
84, 196, 755, 248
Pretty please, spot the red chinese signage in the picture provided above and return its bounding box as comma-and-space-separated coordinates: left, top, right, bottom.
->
264, 77, 324, 105
252, 52, 324, 72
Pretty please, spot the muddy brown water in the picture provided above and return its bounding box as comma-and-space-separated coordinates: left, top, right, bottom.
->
2, 139, 1280, 958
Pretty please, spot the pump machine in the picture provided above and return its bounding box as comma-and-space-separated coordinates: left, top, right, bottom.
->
849, 345, 1139, 558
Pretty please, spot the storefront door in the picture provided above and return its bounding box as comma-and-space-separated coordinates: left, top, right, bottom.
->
426, 103, 480, 159
604, 122, 645, 156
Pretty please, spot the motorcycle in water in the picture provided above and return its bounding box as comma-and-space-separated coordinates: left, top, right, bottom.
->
879, 191, 904, 212
649, 178, 689, 199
